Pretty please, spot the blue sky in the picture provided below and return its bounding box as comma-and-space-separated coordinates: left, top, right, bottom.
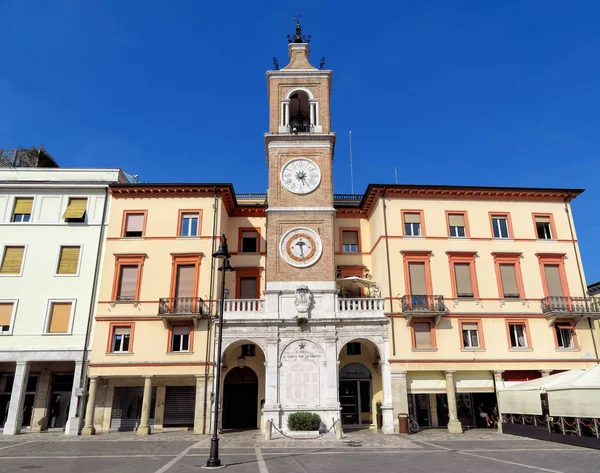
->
1, 1, 600, 281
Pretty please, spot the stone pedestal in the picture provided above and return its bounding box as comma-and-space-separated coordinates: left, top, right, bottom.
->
3, 362, 29, 435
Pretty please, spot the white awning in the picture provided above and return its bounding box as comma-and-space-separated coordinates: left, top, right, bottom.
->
407, 372, 446, 393
455, 371, 495, 393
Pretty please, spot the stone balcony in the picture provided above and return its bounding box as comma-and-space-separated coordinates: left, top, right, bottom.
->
541, 296, 600, 323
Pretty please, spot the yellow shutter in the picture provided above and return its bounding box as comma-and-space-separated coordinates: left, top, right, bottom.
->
404, 213, 421, 224
48, 303, 72, 333
13, 198, 33, 214
62, 198, 87, 219
0, 303, 13, 326
0, 247, 24, 274
448, 214, 465, 227
57, 247, 81, 274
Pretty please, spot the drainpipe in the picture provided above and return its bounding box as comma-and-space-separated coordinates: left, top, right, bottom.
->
382, 187, 395, 356
78, 186, 110, 413
564, 194, 598, 360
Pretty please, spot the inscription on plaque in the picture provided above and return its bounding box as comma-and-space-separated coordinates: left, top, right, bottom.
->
280, 340, 323, 407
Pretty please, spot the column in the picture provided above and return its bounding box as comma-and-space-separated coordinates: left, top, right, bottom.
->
194, 375, 206, 434
30, 369, 51, 432
81, 377, 98, 436
3, 362, 29, 435
379, 341, 394, 434
309, 102, 315, 127
429, 394, 439, 428
137, 376, 153, 435
540, 370, 552, 377
390, 371, 408, 433
263, 336, 280, 428
445, 371, 462, 434
154, 386, 166, 431
65, 360, 84, 435
493, 370, 504, 433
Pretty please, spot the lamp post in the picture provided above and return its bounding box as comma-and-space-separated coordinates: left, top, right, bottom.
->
206, 235, 234, 468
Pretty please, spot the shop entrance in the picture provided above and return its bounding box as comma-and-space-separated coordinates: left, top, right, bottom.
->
49, 373, 73, 429
110, 386, 156, 431
339, 363, 372, 427
222, 367, 258, 429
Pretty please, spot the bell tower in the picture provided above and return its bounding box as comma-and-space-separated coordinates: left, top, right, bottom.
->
264, 21, 337, 303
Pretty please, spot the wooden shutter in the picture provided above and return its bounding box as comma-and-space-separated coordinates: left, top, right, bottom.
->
113, 327, 130, 336
500, 264, 519, 297
14, 198, 33, 214
126, 214, 144, 232
342, 231, 359, 245
408, 262, 427, 295
535, 216, 551, 223
48, 302, 72, 333
462, 322, 478, 332
544, 265, 564, 296
454, 263, 473, 296
448, 214, 465, 226
62, 198, 87, 219
0, 303, 13, 327
0, 247, 24, 274
413, 322, 432, 348
118, 266, 139, 300
404, 213, 421, 224
240, 277, 258, 299
175, 265, 195, 298
57, 246, 81, 274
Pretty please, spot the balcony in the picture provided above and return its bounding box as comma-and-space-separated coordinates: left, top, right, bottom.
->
400, 295, 446, 325
337, 297, 385, 318
222, 299, 264, 320
541, 296, 600, 322
158, 297, 205, 325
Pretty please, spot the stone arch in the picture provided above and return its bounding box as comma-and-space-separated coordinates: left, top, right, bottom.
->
222, 338, 267, 359
337, 336, 384, 360
285, 87, 315, 100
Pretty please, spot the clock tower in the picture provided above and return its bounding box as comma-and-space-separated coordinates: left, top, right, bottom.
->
264, 22, 337, 311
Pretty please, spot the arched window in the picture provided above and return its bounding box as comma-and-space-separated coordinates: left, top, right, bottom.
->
289, 91, 310, 132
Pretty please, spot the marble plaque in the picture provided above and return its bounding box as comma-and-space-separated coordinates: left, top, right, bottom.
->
280, 340, 323, 407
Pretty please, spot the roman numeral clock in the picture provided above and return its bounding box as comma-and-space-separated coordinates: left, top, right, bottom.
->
279, 157, 323, 268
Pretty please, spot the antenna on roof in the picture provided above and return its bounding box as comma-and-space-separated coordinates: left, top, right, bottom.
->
349, 131, 354, 194
394, 167, 398, 185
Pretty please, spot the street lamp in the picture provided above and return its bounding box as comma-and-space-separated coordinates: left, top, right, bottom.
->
206, 234, 234, 468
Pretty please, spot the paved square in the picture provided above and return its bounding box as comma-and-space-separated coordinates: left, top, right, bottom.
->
0, 430, 598, 473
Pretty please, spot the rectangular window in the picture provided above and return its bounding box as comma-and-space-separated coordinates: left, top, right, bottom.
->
240, 231, 259, 252
413, 322, 433, 349
342, 230, 359, 253
0, 302, 14, 333
408, 262, 427, 296
239, 277, 258, 299
543, 264, 564, 297
448, 213, 466, 238
492, 216, 510, 238
535, 216, 553, 240
175, 265, 195, 299
347, 342, 361, 355
508, 323, 528, 348
242, 344, 256, 357
499, 264, 520, 298
180, 213, 199, 237
461, 322, 480, 348
12, 198, 33, 222
172, 326, 190, 352
0, 246, 25, 275
555, 323, 575, 349
404, 213, 421, 237
117, 265, 139, 301
47, 302, 72, 333
62, 198, 87, 222
111, 327, 131, 352
56, 246, 81, 275
123, 213, 145, 238
454, 263, 474, 298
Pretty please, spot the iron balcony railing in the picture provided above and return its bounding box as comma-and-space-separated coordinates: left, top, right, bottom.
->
541, 296, 600, 315
158, 297, 205, 316
401, 295, 446, 313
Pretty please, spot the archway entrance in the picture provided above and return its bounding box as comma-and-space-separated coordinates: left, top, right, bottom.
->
339, 362, 372, 427
222, 367, 258, 429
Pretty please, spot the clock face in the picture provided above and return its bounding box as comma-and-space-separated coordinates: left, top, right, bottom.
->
280, 227, 323, 268
280, 158, 321, 195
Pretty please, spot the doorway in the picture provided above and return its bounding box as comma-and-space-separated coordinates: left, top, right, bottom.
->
339, 363, 372, 427
222, 367, 258, 429
49, 373, 73, 429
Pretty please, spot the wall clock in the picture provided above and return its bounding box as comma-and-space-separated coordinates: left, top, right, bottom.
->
280, 227, 322, 268
280, 158, 321, 195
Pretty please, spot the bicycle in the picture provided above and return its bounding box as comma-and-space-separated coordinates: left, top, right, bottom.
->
408, 415, 419, 433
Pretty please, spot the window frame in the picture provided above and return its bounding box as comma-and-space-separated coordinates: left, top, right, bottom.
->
489, 212, 513, 239
532, 213, 557, 241
553, 319, 578, 349
44, 299, 76, 335
492, 252, 526, 299
169, 254, 202, 300
235, 267, 262, 299
167, 322, 193, 353
54, 244, 84, 277
410, 319, 437, 350
459, 319, 485, 349
238, 227, 261, 253
0, 299, 18, 335
178, 209, 202, 237
339, 227, 361, 253
505, 319, 533, 349
445, 211, 470, 238
346, 342, 362, 355
241, 344, 256, 357
121, 210, 148, 238
401, 210, 426, 237
447, 252, 480, 299
0, 244, 28, 277
536, 253, 570, 298
401, 251, 433, 296
107, 322, 135, 353
63, 196, 88, 223
11, 196, 34, 223
111, 254, 146, 302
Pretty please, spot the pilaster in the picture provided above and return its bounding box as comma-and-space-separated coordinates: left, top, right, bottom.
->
390, 370, 408, 433
3, 362, 30, 435
30, 369, 51, 432
65, 360, 84, 435
445, 370, 462, 434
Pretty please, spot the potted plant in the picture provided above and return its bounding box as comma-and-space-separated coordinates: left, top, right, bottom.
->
287, 412, 322, 437
376, 401, 383, 430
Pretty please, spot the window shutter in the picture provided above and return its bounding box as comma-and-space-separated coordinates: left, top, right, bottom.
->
175, 265, 195, 298
57, 246, 81, 274
118, 266, 139, 299
14, 198, 33, 214
173, 326, 190, 336
448, 214, 465, 227
408, 262, 427, 295
113, 327, 130, 336
413, 322, 432, 348
535, 216, 551, 223
242, 231, 258, 240
48, 303, 72, 333
544, 265, 564, 296
404, 213, 421, 224
0, 303, 13, 326
500, 264, 519, 297
462, 322, 478, 332
454, 263, 473, 296
240, 277, 258, 299
126, 214, 144, 232
1, 247, 24, 274
62, 198, 87, 219
342, 231, 359, 245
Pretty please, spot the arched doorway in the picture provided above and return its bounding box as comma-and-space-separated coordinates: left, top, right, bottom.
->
222, 367, 258, 429
339, 362, 372, 427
